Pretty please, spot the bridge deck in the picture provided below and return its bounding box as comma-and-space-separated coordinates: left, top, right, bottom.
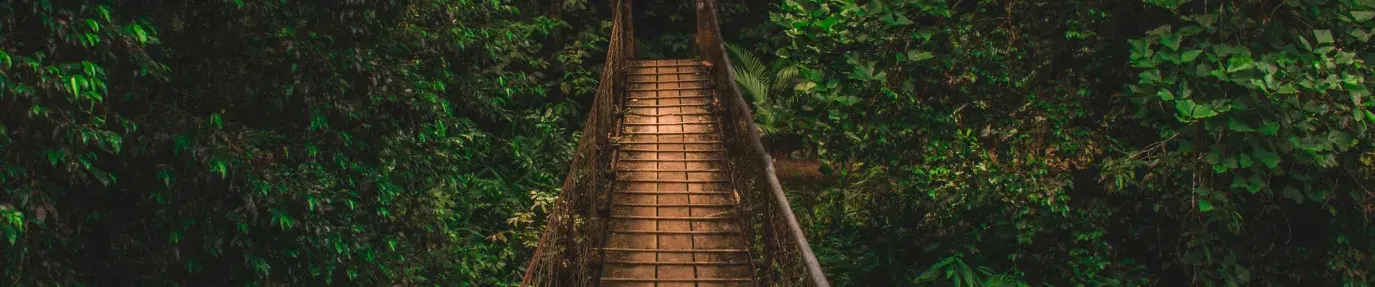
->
601, 59, 755, 286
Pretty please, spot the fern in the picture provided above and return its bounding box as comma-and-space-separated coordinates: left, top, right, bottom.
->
774, 66, 800, 93
727, 43, 771, 104
726, 42, 796, 137
914, 254, 1029, 287
734, 66, 771, 104
727, 43, 768, 81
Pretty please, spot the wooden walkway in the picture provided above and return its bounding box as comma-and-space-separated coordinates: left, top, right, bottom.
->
600, 59, 755, 286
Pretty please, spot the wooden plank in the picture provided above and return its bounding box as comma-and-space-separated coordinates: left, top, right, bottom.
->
603, 248, 747, 253
611, 215, 734, 220
625, 103, 711, 108
617, 158, 723, 162
628, 71, 705, 75
621, 120, 716, 125
603, 278, 753, 282
615, 168, 724, 172
604, 59, 755, 287
621, 130, 717, 135
628, 86, 711, 92
628, 79, 709, 83
606, 261, 749, 266
616, 179, 730, 183
619, 148, 724, 152
614, 203, 734, 207
611, 230, 739, 235
617, 140, 722, 144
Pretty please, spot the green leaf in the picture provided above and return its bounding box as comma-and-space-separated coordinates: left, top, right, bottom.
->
1205, 149, 1221, 164
1212, 44, 1236, 57
1157, 89, 1175, 101
836, 96, 861, 106
1198, 199, 1214, 212
97, 6, 112, 21
131, 24, 148, 44
1257, 121, 1279, 136
1180, 50, 1203, 62
1160, 51, 1179, 63
209, 113, 223, 129
1282, 187, 1304, 204
1350, 29, 1372, 42
1228, 117, 1253, 132
1194, 186, 1212, 196
1140, 70, 1162, 83
1161, 33, 1182, 50
45, 150, 61, 167
213, 160, 228, 178
1236, 266, 1252, 282
1314, 29, 1333, 44
1352, 11, 1375, 22
173, 135, 191, 153
1277, 85, 1298, 94
1129, 39, 1151, 57
816, 18, 840, 30
907, 50, 934, 62
915, 28, 936, 42
90, 169, 114, 186
1245, 174, 1264, 193
895, 14, 914, 26
1175, 99, 1218, 119
1226, 57, 1254, 73
1252, 149, 1281, 169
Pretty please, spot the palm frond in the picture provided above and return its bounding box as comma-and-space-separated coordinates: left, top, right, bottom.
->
773, 66, 800, 92
725, 42, 793, 136
754, 106, 782, 136
726, 43, 769, 84
726, 42, 772, 105
733, 66, 771, 104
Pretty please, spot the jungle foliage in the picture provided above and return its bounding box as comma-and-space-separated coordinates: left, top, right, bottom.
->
5, 0, 1375, 286
0, 0, 614, 285
760, 0, 1375, 286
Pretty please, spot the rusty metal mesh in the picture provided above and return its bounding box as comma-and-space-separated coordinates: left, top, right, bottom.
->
519, 0, 633, 285
695, 0, 831, 286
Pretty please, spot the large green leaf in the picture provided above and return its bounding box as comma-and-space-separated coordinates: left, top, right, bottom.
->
1252, 149, 1281, 168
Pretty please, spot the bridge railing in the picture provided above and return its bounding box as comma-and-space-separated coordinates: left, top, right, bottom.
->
520, 0, 633, 285
695, 0, 831, 286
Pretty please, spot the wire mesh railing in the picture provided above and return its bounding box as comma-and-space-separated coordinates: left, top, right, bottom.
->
695, 0, 831, 286
519, 0, 634, 285
522, 0, 828, 285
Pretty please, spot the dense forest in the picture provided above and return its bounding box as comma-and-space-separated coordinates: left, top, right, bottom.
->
2, 0, 1373, 286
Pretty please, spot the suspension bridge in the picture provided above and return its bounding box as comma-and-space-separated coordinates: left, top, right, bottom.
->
520, 0, 829, 286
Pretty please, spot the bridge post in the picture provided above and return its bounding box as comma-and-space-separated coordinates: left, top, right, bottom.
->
694, 0, 710, 63
624, 0, 634, 60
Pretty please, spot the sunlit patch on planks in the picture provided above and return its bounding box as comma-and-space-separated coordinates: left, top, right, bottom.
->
601, 59, 755, 287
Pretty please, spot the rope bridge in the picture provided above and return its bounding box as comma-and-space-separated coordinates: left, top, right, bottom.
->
520, 0, 829, 286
